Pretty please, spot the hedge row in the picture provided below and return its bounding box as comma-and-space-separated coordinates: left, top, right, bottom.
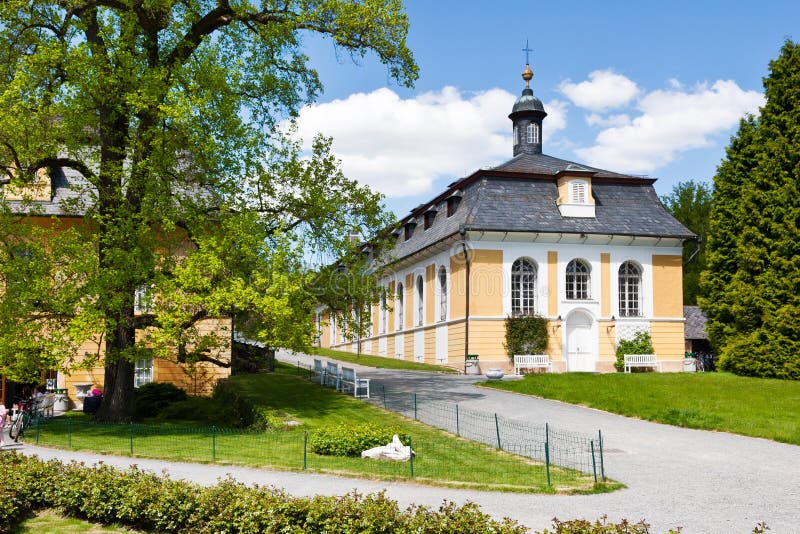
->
0, 452, 525, 533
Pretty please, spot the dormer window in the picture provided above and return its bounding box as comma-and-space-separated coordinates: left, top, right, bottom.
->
424, 209, 437, 230
404, 219, 417, 241
571, 180, 587, 204
446, 194, 461, 217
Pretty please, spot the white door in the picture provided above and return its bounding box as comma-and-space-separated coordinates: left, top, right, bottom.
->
435, 325, 448, 364
566, 311, 595, 372
414, 330, 425, 362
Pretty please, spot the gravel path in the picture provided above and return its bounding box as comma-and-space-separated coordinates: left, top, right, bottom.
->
8, 352, 799, 533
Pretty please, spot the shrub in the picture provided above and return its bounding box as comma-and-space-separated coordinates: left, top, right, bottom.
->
0, 452, 526, 533
504, 315, 548, 358
250, 407, 288, 431
614, 330, 654, 372
133, 382, 188, 420
212, 379, 256, 428
158, 397, 222, 425
309, 424, 411, 457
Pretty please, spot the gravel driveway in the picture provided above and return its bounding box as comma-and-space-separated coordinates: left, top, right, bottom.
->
9, 352, 799, 533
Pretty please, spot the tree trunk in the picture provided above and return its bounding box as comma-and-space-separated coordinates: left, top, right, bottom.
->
95, 322, 136, 422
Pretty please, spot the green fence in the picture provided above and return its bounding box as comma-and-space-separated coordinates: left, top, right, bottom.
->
29, 413, 597, 492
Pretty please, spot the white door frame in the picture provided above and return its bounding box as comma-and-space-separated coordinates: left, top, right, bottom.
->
565, 309, 597, 372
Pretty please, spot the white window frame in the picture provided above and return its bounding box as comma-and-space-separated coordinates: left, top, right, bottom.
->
570, 180, 588, 204
511, 257, 537, 316
396, 283, 404, 331
438, 266, 448, 322
134, 356, 154, 388
526, 123, 539, 144
134, 284, 154, 314
618, 261, 643, 317
416, 275, 424, 327
566, 259, 591, 300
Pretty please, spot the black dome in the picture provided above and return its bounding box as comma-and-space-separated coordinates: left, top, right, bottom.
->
511, 87, 545, 114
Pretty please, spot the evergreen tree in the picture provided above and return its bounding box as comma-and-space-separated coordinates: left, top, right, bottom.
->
700, 40, 800, 379
660, 180, 712, 305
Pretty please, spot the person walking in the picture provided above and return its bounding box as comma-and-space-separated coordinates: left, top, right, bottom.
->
0, 403, 7, 447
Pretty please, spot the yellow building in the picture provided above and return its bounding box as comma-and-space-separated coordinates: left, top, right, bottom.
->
318, 63, 694, 373
1, 165, 231, 405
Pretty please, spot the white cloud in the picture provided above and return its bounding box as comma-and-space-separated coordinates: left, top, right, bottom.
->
586, 113, 631, 128
560, 70, 640, 112
289, 87, 566, 197
575, 80, 764, 174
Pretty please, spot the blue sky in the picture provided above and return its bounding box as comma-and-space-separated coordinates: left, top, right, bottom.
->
292, 1, 798, 218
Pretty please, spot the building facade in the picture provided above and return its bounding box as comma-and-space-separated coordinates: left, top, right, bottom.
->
318, 62, 694, 373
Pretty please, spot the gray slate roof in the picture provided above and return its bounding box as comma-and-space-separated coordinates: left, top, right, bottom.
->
683, 306, 709, 340
4, 166, 90, 216
389, 152, 695, 261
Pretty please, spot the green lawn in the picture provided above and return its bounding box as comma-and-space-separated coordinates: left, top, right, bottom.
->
482, 372, 800, 444
31, 367, 610, 494
10, 510, 140, 533
309, 347, 459, 373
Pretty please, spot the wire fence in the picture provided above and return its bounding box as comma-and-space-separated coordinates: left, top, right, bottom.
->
293, 359, 607, 485
26, 416, 595, 492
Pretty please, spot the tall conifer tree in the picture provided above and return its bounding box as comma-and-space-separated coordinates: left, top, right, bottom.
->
701, 40, 800, 379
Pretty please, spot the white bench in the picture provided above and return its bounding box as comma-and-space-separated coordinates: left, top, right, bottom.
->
325, 362, 340, 388
340, 366, 370, 399
624, 354, 661, 373
313, 359, 325, 383
514, 354, 551, 375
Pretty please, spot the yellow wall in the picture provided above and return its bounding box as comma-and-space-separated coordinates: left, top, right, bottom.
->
598, 320, 616, 361
601, 253, 611, 317
321, 312, 330, 348
424, 327, 436, 364
652, 255, 683, 317
556, 175, 595, 205
546, 320, 563, 361
448, 321, 465, 363
425, 263, 435, 324
651, 321, 685, 361
465, 319, 506, 361
3, 167, 52, 202
403, 331, 413, 360
450, 254, 466, 320
387, 333, 395, 357
469, 249, 503, 316
548, 251, 558, 316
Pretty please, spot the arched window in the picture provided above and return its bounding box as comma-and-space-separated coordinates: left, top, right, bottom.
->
526, 123, 539, 144
379, 293, 387, 334
566, 259, 591, 300
511, 258, 537, 316
396, 283, 404, 330
416, 275, 424, 326
513, 126, 519, 146
438, 266, 448, 321
619, 261, 642, 317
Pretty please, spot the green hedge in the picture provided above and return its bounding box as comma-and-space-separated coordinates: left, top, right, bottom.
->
504, 315, 548, 358
309, 424, 411, 457
614, 331, 654, 372
0, 452, 525, 533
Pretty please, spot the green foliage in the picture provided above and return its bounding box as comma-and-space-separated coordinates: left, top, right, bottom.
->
504, 315, 549, 358
0, 453, 525, 533
700, 40, 800, 379
614, 331, 654, 372
0, 0, 417, 420
211, 379, 257, 429
132, 382, 188, 421
537, 515, 653, 533
156, 397, 221, 426
660, 180, 713, 305
309, 424, 411, 457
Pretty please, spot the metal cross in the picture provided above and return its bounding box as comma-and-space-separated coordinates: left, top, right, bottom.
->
522, 39, 533, 65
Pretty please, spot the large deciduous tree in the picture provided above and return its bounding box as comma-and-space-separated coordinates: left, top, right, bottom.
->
660, 180, 712, 306
0, 0, 417, 420
700, 40, 800, 379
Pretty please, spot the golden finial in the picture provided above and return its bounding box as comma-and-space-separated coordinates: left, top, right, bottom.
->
522, 64, 533, 88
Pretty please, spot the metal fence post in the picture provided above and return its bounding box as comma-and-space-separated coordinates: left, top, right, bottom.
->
303, 431, 308, 470
544, 441, 551, 487
598, 430, 605, 482
590, 440, 598, 483
129, 422, 134, 456
409, 436, 414, 478
494, 413, 501, 450
35, 415, 40, 445
212, 426, 217, 461
455, 404, 460, 436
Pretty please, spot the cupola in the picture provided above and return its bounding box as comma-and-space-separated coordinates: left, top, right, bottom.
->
509, 58, 547, 156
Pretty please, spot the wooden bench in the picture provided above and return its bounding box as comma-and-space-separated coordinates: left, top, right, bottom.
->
325, 362, 340, 388
514, 354, 551, 375
624, 354, 661, 373
340, 366, 370, 399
